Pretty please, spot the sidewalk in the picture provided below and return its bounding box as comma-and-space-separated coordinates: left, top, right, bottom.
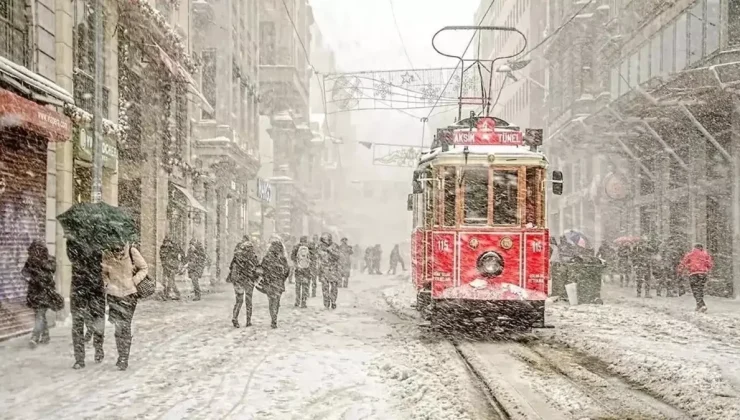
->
601, 282, 740, 343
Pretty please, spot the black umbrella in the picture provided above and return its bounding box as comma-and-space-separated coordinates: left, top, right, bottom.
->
58, 202, 138, 251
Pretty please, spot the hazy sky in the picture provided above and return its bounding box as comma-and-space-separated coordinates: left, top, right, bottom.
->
309, 0, 481, 152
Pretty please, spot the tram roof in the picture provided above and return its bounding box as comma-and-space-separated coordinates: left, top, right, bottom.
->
418, 145, 548, 168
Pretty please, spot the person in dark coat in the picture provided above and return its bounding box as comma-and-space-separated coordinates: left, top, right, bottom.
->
309, 234, 320, 297
318, 233, 341, 309
372, 245, 383, 275
186, 239, 208, 301
260, 240, 290, 328
291, 236, 312, 307
387, 244, 406, 275
67, 235, 105, 369
160, 237, 183, 300
22, 241, 56, 347
362, 246, 372, 273
633, 237, 654, 298
616, 243, 632, 287
596, 241, 615, 283
228, 240, 260, 328
338, 238, 353, 288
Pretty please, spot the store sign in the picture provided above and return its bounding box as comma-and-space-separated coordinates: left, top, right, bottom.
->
78, 128, 118, 169
0, 88, 72, 141
257, 178, 272, 203
603, 173, 630, 200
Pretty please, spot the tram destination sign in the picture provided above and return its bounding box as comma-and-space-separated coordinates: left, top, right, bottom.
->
448, 117, 524, 146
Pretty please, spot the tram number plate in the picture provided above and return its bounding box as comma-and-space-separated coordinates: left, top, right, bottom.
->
436, 239, 451, 252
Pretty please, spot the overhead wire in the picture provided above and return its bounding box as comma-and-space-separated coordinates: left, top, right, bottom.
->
424, 0, 497, 122
518, 0, 595, 59
388, 0, 423, 81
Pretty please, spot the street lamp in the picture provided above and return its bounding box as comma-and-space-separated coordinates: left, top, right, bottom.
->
495, 63, 546, 91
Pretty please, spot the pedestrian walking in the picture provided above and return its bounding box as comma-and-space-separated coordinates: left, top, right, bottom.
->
291, 236, 312, 307
362, 246, 372, 273
372, 245, 383, 275
596, 241, 615, 283
67, 236, 105, 369
22, 241, 57, 348
387, 244, 406, 275
186, 239, 207, 301
338, 238, 353, 288
102, 240, 148, 371
227, 240, 260, 328
160, 237, 183, 300
260, 240, 290, 328
309, 234, 320, 297
677, 243, 713, 312
616, 244, 631, 287
633, 238, 653, 298
318, 233, 341, 309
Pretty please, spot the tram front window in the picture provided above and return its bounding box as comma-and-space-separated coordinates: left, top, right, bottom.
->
463, 169, 489, 225
442, 167, 456, 226
493, 170, 518, 225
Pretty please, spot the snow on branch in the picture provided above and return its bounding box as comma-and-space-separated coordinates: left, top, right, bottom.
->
63, 103, 124, 138
119, 0, 199, 73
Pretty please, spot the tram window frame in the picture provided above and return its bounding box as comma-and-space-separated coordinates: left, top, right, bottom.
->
441, 167, 457, 227
492, 168, 520, 226
423, 169, 434, 230
461, 167, 491, 226
525, 167, 545, 228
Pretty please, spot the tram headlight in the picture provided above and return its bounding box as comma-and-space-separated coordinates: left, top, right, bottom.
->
476, 251, 504, 278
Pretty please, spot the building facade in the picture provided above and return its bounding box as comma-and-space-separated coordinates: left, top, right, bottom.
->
259, 0, 313, 239
545, 0, 740, 296
0, 0, 74, 338
474, 0, 547, 130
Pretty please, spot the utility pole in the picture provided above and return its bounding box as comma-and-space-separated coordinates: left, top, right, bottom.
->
91, 0, 104, 203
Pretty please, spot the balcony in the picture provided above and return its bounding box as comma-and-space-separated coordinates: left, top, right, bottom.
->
73, 69, 110, 119
259, 62, 309, 116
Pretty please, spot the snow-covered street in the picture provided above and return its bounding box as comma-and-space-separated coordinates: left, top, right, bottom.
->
0, 274, 496, 420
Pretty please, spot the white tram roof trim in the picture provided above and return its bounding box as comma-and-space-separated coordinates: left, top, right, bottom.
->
419, 145, 547, 166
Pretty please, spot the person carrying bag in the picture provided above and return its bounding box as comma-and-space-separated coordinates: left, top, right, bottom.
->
102, 241, 148, 371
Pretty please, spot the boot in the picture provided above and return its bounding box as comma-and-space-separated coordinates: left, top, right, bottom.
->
73, 361, 85, 370
271, 319, 277, 329
95, 349, 104, 363
232, 318, 240, 328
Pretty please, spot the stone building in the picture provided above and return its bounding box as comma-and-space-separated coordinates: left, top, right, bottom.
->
192, 0, 261, 279
545, 0, 740, 296
0, 0, 74, 337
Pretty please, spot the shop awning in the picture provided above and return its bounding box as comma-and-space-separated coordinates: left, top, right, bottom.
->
156, 44, 215, 115
172, 184, 208, 212
0, 55, 73, 105
0, 88, 72, 141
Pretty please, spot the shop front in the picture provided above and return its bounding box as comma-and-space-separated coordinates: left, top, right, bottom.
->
0, 88, 71, 339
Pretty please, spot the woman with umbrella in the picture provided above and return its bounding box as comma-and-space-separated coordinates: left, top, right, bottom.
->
59, 201, 138, 369
101, 237, 148, 371
259, 239, 290, 328
22, 240, 57, 347
228, 240, 260, 328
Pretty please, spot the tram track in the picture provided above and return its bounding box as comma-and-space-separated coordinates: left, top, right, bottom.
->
451, 339, 512, 420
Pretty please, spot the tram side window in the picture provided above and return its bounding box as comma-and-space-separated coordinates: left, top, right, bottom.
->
443, 167, 456, 226
525, 167, 541, 227
463, 169, 489, 225
493, 170, 518, 225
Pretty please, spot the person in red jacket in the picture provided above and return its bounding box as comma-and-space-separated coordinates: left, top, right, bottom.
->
677, 243, 713, 312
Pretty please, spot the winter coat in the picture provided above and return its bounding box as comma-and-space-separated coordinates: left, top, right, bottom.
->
291, 241, 313, 278
102, 244, 148, 298
260, 243, 290, 295
390, 246, 402, 264
229, 243, 260, 287
160, 240, 182, 272
319, 241, 341, 283
187, 243, 208, 278
22, 243, 56, 310
338, 243, 353, 269
66, 237, 105, 309
678, 249, 714, 276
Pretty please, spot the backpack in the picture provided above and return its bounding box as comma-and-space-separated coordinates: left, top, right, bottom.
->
296, 245, 310, 269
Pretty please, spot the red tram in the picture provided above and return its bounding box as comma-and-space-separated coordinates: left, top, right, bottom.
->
408, 116, 562, 329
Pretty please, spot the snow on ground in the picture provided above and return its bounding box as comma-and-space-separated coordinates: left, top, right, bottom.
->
0, 274, 492, 420
545, 288, 740, 420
